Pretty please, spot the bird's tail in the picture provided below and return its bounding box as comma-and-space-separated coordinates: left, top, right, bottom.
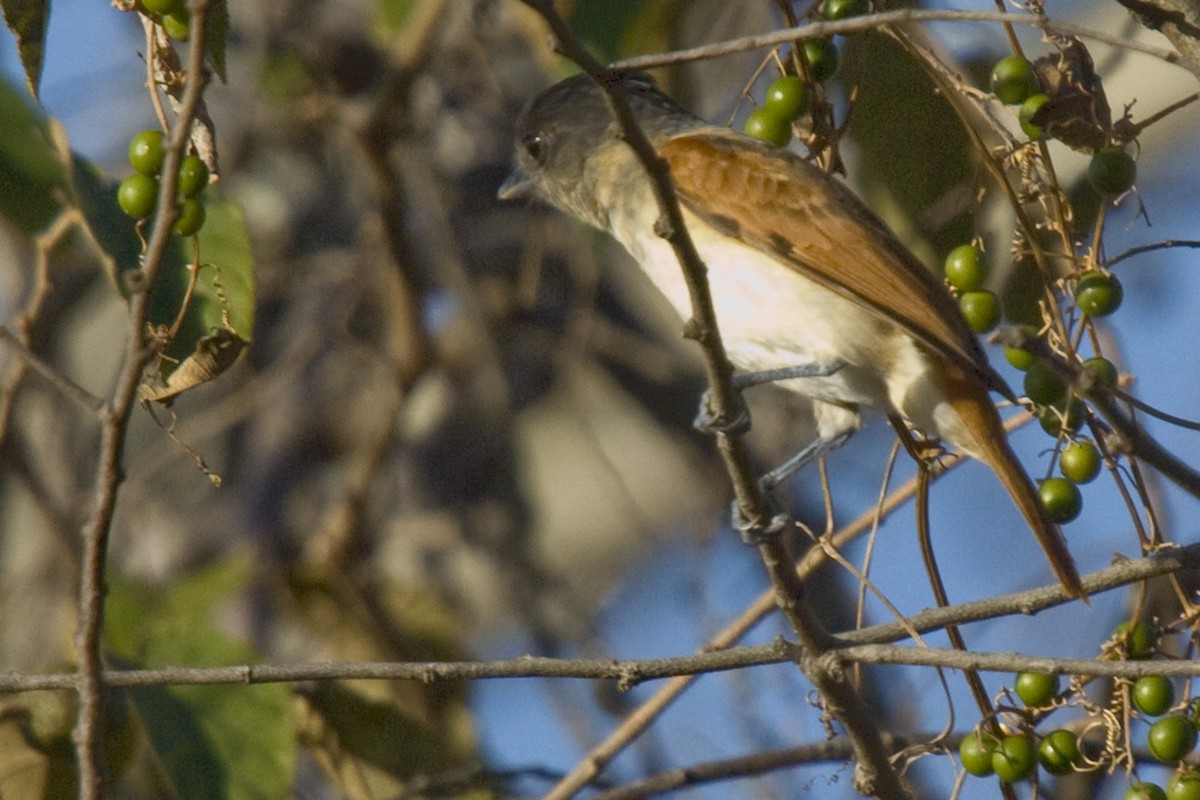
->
941, 366, 1087, 599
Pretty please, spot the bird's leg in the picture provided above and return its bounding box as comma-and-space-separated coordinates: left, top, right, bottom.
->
732, 429, 854, 544
692, 360, 846, 435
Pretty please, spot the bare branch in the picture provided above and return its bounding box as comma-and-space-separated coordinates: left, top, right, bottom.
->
0, 326, 104, 413
611, 9, 1182, 72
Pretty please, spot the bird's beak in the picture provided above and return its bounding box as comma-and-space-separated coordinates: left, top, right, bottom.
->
497, 168, 535, 201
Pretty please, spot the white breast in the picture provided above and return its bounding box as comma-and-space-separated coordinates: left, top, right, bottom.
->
610, 206, 972, 452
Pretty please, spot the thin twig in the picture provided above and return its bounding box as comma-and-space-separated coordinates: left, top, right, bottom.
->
0, 326, 104, 413
611, 9, 1182, 72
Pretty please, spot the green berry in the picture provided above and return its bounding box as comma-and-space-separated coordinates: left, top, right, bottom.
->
744, 107, 792, 147
1039, 477, 1082, 523
161, 10, 190, 41
1015, 672, 1059, 707
804, 38, 839, 82
1076, 272, 1124, 317
959, 730, 997, 776
764, 76, 809, 121
118, 173, 159, 219
1088, 147, 1137, 195
1083, 356, 1119, 388
1005, 346, 1035, 371
992, 734, 1036, 783
172, 197, 206, 236
944, 244, 988, 292
959, 290, 1001, 333
128, 129, 166, 175
1039, 729, 1081, 776
141, 0, 184, 14
177, 154, 210, 199
825, 0, 869, 19
1128, 784, 1169, 800
1115, 621, 1157, 659
990, 56, 1040, 105
1168, 769, 1200, 800
1134, 676, 1176, 717
1038, 398, 1085, 437
1023, 360, 1067, 406
1060, 440, 1102, 484
1149, 716, 1198, 763
1019, 93, 1050, 139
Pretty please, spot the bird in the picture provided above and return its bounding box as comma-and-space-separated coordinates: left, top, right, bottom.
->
498, 71, 1084, 598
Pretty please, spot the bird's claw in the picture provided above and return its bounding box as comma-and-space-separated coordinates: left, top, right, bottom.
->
693, 388, 751, 436
732, 502, 790, 544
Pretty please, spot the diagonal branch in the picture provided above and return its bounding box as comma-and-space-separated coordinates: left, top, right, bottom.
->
516, 3, 917, 798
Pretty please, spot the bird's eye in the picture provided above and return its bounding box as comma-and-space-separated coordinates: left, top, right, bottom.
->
522, 132, 547, 164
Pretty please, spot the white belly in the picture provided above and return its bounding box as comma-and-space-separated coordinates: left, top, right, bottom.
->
612, 210, 972, 451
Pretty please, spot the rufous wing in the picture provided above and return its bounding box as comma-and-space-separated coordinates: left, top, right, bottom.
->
659, 132, 1006, 397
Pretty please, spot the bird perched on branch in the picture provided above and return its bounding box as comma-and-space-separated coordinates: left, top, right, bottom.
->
499, 71, 1083, 598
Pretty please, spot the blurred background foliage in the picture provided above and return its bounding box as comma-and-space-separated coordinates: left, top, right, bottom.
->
0, 0, 1197, 798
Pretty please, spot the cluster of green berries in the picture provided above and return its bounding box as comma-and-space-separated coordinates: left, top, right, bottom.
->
961, 621, 1200, 796
742, 0, 868, 146
118, 130, 210, 236
990, 55, 1137, 195
944, 242, 1126, 521
140, 0, 192, 41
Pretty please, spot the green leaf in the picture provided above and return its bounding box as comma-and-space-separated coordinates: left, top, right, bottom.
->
0, 76, 65, 232
0, 0, 49, 99
306, 682, 460, 777
203, 0, 229, 83
568, 0, 684, 62
373, 0, 417, 38
106, 557, 295, 800
144, 196, 255, 394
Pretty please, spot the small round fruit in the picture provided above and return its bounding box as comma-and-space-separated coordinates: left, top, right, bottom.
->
1127, 784, 1169, 800
173, 198, 206, 236
141, 0, 184, 14
804, 38, 839, 82
959, 730, 997, 776
1039, 729, 1081, 776
1076, 272, 1124, 317
744, 107, 792, 147
1115, 621, 1157, 659
990, 56, 1039, 104
128, 129, 166, 175
944, 244, 988, 291
1083, 356, 1119, 388
118, 173, 158, 219
1060, 440, 1102, 484
825, 0, 869, 19
1039, 399, 1085, 437
1019, 93, 1050, 139
992, 734, 1036, 783
161, 10, 190, 41
1023, 360, 1067, 406
177, 154, 210, 198
764, 75, 810, 120
1005, 345, 1035, 371
1015, 672, 1059, 707
1039, 477, 1082, 523
959, 290, 1001, 333
1088, 147, 1137, 195
1168, 769, 1200, 800
1148, 715, 1198, 763
1135, 676, 1176, 717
